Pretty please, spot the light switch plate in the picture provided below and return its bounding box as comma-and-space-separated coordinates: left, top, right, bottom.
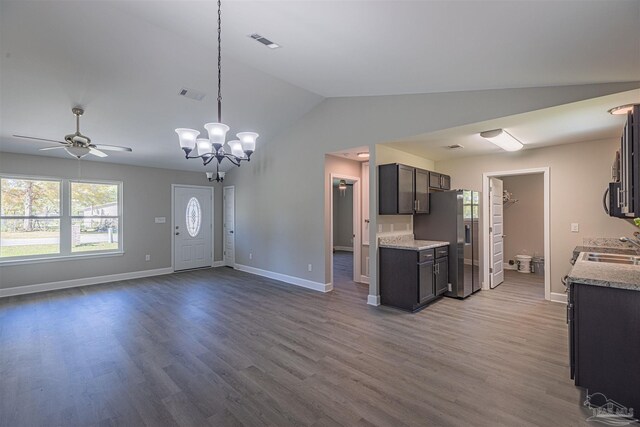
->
571, 223, 579, 233
155, 217, 166, 224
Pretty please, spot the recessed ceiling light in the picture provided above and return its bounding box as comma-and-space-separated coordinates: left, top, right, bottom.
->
608, 104, 638, 115
479, 129, 523, 152
249, 33, 281, 49
357, 152, 369, 158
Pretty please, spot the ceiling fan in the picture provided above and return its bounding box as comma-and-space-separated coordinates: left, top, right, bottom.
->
13, 107, 133, 159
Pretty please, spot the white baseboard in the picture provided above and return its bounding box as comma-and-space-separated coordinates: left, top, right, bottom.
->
503, 262, 517, 271
212, 260, 225, 268
333, 246, 353, 252
367, 294, 380, 306
359, 275, 370, 284
550, 292, 567, 304
234, 264, 332, 293
0, 267, 174, 298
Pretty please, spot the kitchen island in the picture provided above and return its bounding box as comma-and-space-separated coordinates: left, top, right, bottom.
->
567, 246, 640, 414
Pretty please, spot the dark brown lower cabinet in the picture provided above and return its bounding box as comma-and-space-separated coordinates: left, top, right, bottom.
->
435, 257, 449, 295
569, 283, 640, 412
380, 245, 449, 312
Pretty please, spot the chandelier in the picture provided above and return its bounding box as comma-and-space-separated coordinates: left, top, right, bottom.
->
175, 0, 258, 182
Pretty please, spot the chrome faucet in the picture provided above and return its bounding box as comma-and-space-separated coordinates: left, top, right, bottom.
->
620, 236, 640, 252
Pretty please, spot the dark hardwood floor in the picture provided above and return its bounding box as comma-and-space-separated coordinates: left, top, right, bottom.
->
0, 263, 590, 426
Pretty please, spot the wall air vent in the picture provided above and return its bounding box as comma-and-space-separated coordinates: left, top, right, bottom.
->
178, 87, 206, 101
249, 33, 280, 49
446, 144, 464, 150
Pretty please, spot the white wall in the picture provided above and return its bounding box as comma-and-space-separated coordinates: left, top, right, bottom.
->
435, 138, 636, 295
0, 152, 223, 290
218, 82, 638, 296
500, 174, 544, 263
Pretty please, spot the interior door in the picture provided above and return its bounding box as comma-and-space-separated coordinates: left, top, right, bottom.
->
489, 178, 505, 287
223, 186, 235, 267
174, 186, 212, 271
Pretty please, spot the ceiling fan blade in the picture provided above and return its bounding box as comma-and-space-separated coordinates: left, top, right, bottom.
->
13, 135, 67, 145
89, 148, 108, 158
39, 146, 67, 151
92, 144, 132, 152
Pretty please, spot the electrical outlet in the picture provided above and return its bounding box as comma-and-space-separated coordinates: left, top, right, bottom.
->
145, 254, 151, 261
308, 264, 312, 272
249, 252, 252, 260
571, 223, 579, 233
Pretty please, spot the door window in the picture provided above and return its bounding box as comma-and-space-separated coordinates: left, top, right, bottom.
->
186, 197, 201, 237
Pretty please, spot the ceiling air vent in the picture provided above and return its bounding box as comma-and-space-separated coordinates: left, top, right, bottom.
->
178, 87, 206, 101
446, 144, 464, 150
249, 33, 280, 49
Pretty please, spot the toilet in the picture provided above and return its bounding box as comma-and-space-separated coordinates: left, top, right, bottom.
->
516, 254, 532, 273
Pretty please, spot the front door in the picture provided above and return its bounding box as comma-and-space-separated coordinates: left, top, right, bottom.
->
174, 186, 212, 271
223, 186, 235, 267
489, 177, 504, 287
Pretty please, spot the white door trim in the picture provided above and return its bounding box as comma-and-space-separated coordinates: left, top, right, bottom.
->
171, 184, 214, 272
223, 185, 235, 268
482, 167, 551, 300
329, 173, 362, 285
489, 177, 505, 288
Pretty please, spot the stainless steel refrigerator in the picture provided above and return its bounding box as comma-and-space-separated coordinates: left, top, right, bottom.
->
414, 190, 481, 298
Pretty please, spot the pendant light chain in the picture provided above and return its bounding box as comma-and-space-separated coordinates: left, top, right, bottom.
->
217, 0, 222, 123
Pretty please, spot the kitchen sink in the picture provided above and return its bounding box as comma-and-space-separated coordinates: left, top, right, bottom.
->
583, 252, 640, 265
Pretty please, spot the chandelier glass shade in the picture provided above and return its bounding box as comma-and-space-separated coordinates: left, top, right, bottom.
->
175, 0, 258, 178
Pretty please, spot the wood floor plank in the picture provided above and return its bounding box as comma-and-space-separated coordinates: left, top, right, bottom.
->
0, 255, 592, 426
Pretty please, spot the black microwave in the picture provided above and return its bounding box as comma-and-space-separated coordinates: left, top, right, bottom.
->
607, 105, 640, 218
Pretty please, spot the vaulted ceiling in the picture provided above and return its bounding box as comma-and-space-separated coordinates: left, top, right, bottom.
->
1, 1, 639, 171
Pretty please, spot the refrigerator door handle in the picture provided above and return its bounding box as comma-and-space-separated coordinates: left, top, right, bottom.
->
465, 224, 471, 244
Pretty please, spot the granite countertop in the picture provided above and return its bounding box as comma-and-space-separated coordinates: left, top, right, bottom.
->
378, 234, 449, 251
568, 249, 640, 291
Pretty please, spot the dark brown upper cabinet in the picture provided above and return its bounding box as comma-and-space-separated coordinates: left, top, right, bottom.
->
415, 168, 429, 213
379, 163, 430, 215
429, 172, 441, 189
440, 174, 451, 190
429, 171, 451, 190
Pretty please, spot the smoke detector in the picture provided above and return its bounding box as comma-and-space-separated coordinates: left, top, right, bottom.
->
249, 33, 280, 49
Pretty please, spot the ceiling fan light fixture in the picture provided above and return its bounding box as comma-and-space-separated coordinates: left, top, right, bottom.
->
480, 129, 523, 152
65, 146, 91, 159
608, 104, 638, 115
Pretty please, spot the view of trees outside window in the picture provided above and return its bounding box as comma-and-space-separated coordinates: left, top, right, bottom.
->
0, 178, 121, 259
0, 178, 61, 257
71, 182, 119, 252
